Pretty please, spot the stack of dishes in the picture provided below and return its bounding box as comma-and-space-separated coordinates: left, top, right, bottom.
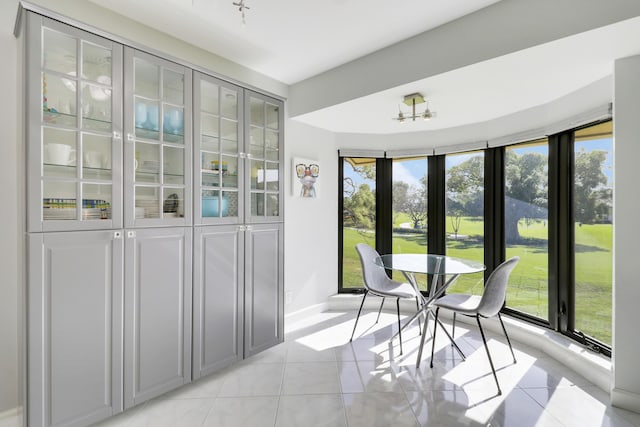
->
135, 198, 159, 218
141, 160, 160, 172
42, 198, 111, 220
43, 198, 76, 220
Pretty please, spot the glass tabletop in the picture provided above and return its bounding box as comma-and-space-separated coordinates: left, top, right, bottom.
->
375, 254, 485, 275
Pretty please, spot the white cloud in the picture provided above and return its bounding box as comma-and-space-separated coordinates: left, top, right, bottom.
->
392, 162, 420, 188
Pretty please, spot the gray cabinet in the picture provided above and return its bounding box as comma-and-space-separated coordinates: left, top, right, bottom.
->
244, 223, 284, 357
124, 49, 192, 228
192, 78, 283, 372
192, 225, 244, 379
193, 72, 243, 226
192, 223, 283, 375
23, 9, 282, 426
25, 14, 123, 233
27, 231, 124, 427
124, 227, 192, 407
245, 91, 284, 224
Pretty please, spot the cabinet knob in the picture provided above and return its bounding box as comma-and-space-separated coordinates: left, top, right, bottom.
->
127, 133, 135, 142
113, 231, 122, 239
127, 231, 136, 238
113, 131, 122, 140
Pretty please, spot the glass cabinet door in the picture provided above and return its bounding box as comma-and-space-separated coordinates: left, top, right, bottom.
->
124, 49, 192, 227
245, 92, 283, 222
193, 72, 242, 224
27, 16, 123, 232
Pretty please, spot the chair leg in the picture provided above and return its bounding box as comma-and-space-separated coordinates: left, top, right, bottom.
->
396, 297, 403, 355
476, 315, 501, 395
430, 307, 440, 368
452, 312, 457, 339
350, 290, 368, 342
498, 313, 517, 364
415, 296, 422, 335
375, 297, 385, 323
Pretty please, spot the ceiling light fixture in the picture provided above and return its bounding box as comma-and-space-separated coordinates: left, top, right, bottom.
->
393, 93, 436, 123
232, 0, 250, 26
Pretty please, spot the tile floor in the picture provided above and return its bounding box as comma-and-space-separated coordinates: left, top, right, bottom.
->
94, 310, 640, 427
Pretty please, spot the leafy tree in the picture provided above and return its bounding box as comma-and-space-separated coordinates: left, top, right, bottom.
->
446, 155, 484, 236
392, 181, 409, 214
343, 183, 375, 230
406, 179, 427, 229
575, 149, 609, 224
505, 151, 548, 243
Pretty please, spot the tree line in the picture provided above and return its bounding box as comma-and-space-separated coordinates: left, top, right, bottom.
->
343, 148, 612, 244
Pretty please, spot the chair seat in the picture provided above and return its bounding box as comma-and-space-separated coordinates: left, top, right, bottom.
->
434, 293, 482, 314
369, 280, 418, 299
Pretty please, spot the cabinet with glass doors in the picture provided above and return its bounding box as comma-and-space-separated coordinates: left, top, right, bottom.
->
245, 91, 283, 223
26, 16, 123, 232
193, 71, 242, 224
124, 49, 192, 227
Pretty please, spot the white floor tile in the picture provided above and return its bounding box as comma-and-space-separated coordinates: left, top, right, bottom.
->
342, 392, 419, 427
524, 386, 639, 427
203, 396, 279, 427
217, 363, 284, 397
275, 394, 347, 427
90, 310, 637, 427
281, 362, 341, 395
338, 360, 404, 393
126, 398, 213, 427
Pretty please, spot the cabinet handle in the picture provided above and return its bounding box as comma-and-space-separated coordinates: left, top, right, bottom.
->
127, 231, 136, 238
113, 231, 122, 239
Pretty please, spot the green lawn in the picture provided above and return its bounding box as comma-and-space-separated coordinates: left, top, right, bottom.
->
342, 216, 613, 344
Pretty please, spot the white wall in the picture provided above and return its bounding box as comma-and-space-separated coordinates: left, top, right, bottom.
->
27, 0, 288, 99
612, 55, 640, 412
289, 0, 640, 117
0, 0, 22, 423
284, 121, 338, 314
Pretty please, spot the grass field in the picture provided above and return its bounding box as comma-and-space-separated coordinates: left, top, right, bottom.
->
343, 216, 613, 344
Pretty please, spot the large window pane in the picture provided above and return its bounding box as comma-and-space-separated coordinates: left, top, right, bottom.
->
446, 151, 484, 294
342, 158, 376, 289
505, 140, 549, 320
574, 122, 613, 345
392, 157, 428, 289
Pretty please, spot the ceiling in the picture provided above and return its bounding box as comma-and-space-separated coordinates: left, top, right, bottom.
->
88, 0, 640, 135
88, 0, 502, 85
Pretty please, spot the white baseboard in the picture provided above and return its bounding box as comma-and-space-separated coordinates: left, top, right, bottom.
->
284, 301, 329, 327
0, 406, 23, 427
611, 387, 640, 413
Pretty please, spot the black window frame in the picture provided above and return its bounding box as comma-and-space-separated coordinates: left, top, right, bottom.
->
337, 121, 613, 356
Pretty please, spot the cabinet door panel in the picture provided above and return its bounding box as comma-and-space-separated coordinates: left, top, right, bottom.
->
28, 231, 123, 427
193, 226, 243, 379
244, 91, 283, 223
27, 14, 123, 233
124, 227, 192, 408
193, 72, 243, 226
124, 48, 192, 228
244, 223, 284, 356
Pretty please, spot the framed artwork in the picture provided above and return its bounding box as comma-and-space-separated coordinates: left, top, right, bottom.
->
292, 157, 320, 198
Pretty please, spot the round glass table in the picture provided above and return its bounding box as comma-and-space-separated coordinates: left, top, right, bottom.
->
375, 254, 486, 366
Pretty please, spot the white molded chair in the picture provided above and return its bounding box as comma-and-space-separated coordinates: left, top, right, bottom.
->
350, 243, 422, 354
429, 256, 520, 395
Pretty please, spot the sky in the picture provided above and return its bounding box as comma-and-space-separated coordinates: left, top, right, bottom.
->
344, 136, 613, 191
